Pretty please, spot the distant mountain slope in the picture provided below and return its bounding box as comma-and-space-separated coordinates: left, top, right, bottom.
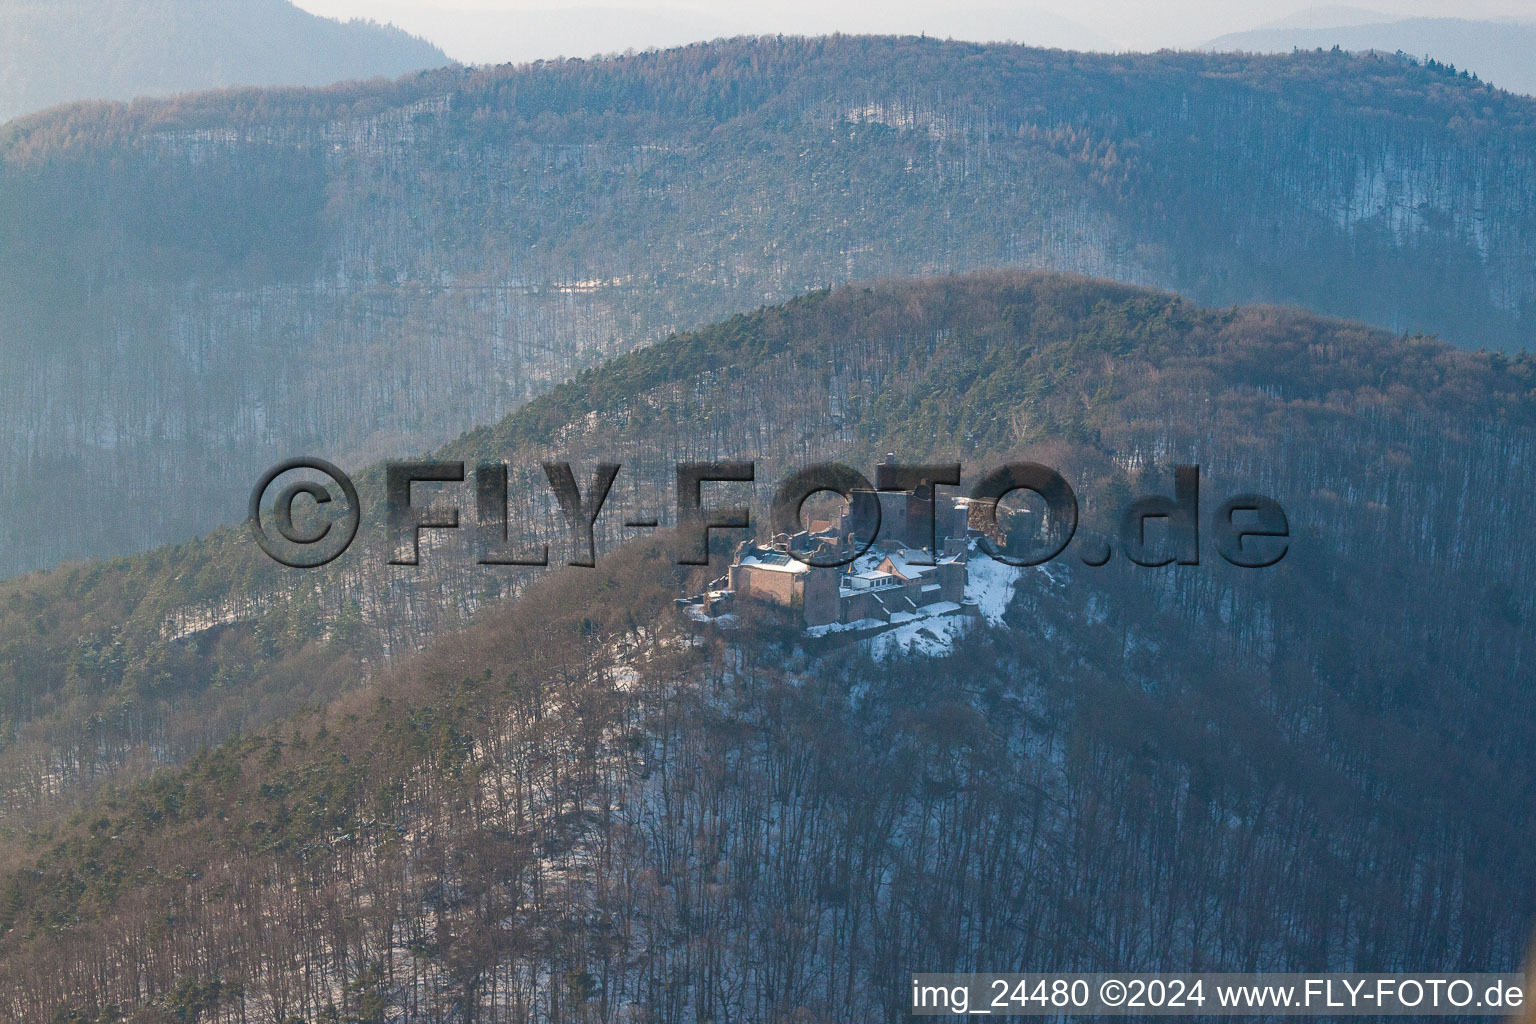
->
0, 273, 1533, 1019
386, 4, 745, 66
4, 37, 1536, 578
407, 3, 1114, 66
1253, 6, 1393, 30
1208, 17, 1536, 96
0, 0, 448, 122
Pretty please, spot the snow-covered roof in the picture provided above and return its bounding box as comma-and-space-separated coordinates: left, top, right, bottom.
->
843, 569, 900, 592
737, 547, 810, 573
880, 548, 960, 579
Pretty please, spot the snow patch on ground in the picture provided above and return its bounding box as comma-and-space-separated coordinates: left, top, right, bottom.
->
965, 552, 1024, 627
870, 610, 970, 661
817, 546, 1032, 660
805, 616, 887, 637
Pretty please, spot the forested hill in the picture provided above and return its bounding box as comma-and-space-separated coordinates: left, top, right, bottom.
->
4, 271, 1535, 831
4, 36, 1536, 577
0, 272, 1534, 1020
0, 0, 447, 123
1208, 18, 1536, 97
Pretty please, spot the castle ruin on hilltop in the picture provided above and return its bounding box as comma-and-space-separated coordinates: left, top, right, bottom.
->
681, 463, 1020, 630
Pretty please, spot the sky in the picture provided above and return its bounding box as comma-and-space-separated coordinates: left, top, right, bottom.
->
292, 0, 1536, 64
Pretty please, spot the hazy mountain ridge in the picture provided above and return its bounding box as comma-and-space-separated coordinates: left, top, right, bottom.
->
0, 273, 1533, 1020
1208, 16, 1536, 96
2, 36, 1535, 582
0, 0, 448, 123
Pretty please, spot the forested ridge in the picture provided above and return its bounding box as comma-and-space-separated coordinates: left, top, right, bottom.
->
3, 35, 1536, 576
0, 273, 1533, 1020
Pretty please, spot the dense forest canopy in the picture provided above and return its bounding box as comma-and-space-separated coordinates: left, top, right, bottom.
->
1, 36, 1534, 577
0, 273, 1532, 1020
